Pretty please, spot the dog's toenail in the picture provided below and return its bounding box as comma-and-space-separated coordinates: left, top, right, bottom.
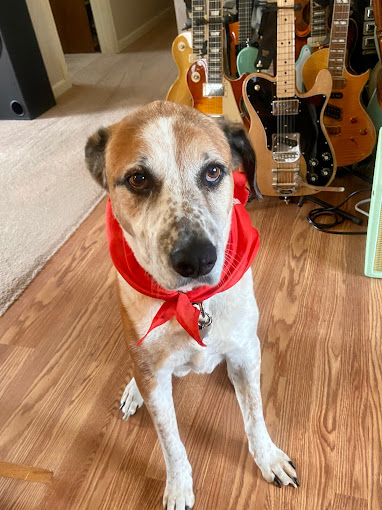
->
289, 460, 296, 470
294, 477, 300, 487
274, 475, 282, 487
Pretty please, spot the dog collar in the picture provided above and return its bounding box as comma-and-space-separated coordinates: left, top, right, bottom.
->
106, 172, 260, 347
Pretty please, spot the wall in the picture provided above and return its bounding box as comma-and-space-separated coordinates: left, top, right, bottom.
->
25, 0, 71, 98
109, 0, 174, 51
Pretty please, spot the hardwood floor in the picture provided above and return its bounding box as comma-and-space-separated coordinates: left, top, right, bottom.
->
1, 172, 381, 509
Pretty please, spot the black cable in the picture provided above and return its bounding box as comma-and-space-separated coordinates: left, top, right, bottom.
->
307, 189, 371, 235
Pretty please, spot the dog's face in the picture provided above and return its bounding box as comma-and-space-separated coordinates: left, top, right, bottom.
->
85, 101, 259, 291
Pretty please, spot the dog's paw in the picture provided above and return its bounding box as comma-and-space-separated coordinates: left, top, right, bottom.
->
120, 378, 144, 420
254, 443, 299, 488
163, 473, 195, 510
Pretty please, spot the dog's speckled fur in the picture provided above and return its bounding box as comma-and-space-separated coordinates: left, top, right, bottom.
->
85, 101, 298, 509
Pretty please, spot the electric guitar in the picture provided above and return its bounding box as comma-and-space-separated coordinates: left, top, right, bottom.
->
166, 0, 206, 106
295, 0, 328, 92
243, 0, 337, 197
236, 0, 258, 76
302, 0, 376, 167
187, 0, 246, 124
366, 3, 382, 131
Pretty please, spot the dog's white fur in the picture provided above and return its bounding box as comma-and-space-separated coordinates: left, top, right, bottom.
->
85, 101, 298, 510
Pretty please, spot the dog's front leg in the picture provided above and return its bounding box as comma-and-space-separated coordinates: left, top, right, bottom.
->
227, 341, 299, 488
141, 369, 194, 510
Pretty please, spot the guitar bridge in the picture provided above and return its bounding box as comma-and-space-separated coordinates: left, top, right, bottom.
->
272, 133, 301, 163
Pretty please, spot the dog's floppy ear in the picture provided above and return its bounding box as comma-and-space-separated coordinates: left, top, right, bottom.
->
85, 127, 109, 190
218, 120, 262, 200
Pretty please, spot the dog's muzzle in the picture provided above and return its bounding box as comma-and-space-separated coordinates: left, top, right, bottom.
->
170, 238, 217, 279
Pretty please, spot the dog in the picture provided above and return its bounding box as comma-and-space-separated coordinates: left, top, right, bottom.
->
85, 100, 299, 509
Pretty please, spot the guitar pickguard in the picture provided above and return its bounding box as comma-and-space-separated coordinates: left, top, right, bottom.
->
245, 75, 335, 187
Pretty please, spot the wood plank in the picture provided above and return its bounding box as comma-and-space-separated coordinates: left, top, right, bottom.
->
0, 461, 52, 484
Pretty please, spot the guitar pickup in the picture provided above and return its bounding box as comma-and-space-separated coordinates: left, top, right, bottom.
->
272, 99, 299, 116
326, 126, 342, 135
272, 133, 300, 163
203, 83, 224, 97
325, 103, 343, 120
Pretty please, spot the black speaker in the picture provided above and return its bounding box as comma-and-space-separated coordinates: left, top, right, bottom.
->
0, 0, 56, 120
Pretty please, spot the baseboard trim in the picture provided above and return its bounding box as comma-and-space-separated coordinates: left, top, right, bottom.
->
118, 7, 172, 52
52, 77, 72, 98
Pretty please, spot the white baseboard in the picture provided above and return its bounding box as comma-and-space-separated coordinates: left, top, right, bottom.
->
52, 77, 72, 98
118, 7, 172, 52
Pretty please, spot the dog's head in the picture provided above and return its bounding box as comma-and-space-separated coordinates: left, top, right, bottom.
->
85, 100, 260, 291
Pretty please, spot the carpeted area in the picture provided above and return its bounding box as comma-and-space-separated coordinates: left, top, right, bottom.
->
0, 13, 178, 316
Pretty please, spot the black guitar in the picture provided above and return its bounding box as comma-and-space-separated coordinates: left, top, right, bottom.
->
243, 0, 337, 197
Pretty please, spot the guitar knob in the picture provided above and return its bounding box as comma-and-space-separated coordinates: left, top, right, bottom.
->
322, 152, 331, 161
309, 173, 319, 183
309, 158, 319, 167
178, 42, 186, 52
321, 168, 330, 177
254, 84, 260, 91
191, 72, 201, 83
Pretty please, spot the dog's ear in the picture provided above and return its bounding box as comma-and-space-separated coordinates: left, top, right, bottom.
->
218, 120, 262, 200
85, 127, 109, 190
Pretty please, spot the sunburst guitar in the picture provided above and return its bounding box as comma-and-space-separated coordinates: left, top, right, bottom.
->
243, 0, 337, 197
166, 32, 193, 106
187, 0, 247, 125
302, 0, 376, 167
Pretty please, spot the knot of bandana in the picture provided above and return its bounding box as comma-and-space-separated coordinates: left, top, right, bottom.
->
106, 172, 260, 347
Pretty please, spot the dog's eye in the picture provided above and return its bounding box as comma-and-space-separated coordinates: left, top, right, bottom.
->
205, 167, 222, 183
127, 172, 149, 190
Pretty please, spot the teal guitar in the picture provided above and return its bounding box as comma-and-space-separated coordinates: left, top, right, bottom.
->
236, 0, 258, 75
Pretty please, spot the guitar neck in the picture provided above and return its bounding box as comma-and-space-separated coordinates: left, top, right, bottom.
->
192, 0, 206, 56
207, 0, 223, 85
238, 0, 253, 50
276, 0, 295, 98
328, 0, 350, 85
309, 1, 327, 45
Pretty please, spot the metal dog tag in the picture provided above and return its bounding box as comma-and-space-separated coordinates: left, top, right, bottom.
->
195, 302, 212, 340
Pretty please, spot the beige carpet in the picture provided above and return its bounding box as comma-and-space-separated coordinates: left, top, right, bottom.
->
0, 14, 178, 316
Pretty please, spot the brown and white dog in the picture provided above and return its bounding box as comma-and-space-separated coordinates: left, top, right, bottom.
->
85, 100, 299, 509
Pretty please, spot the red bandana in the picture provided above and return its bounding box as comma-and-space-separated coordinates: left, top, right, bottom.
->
106, 172, 260, 347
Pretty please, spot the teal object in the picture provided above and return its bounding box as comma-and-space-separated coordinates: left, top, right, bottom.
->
365, 127, 382, 278
236, 46, 259, 76
367, 29, 382, 130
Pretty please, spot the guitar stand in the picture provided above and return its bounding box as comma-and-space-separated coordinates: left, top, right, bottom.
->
297, 195, 363, 225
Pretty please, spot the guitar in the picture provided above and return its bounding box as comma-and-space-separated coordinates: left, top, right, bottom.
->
236, 0, 259, 76
243, 0, 336, 197
187, 0, 246, 124
366, 2, 382, 131
348, 0, 378, 75
302, 0, 376, 167
295, 0, 328, 92
166, 0, 206, 106
295, 0, 310, 38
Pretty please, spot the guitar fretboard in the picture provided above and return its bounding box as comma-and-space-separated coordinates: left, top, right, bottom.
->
276, 0, 295, 98
328, 0, 350, 79
192, 0, 206, 56
309, 1, 327, 44
207, 0, 223, 84
238, 0, 252, 51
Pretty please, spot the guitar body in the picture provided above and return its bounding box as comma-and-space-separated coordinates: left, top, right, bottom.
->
187, 59, 246, 124
303, 48, 377, 166
228, 21, 239, 77
237, 45, 259, 76
166, 32, 193, 106
295, 44, 312, 92
243, 69, 336, 196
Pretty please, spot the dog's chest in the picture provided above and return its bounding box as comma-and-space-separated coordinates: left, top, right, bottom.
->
117, 270, 258, 376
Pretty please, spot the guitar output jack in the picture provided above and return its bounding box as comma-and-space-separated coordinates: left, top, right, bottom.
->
177, 42, 186, 52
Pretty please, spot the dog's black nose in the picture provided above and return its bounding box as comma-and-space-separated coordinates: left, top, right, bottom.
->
170, 239, 217, 278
